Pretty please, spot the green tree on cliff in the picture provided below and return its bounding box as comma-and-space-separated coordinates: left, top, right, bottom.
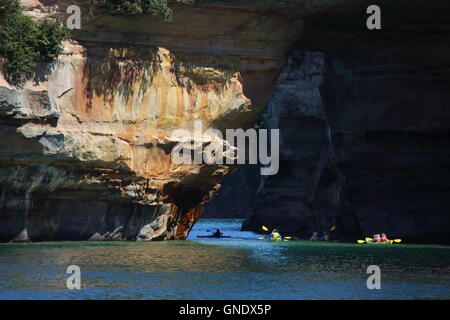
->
83, 0, 195, 22
0, 0, 69, 87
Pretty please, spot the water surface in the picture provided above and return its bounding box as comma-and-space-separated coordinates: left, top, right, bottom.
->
0, 219, 449, 299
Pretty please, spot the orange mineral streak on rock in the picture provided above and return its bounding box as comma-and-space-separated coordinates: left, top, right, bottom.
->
164, 192, 205, 240
173, 204, 204, 240
160, 90, 170, 123
175, 87, 185, 124
200, 92, 211, 122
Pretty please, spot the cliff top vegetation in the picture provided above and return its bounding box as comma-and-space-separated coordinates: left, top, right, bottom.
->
0, 0, 69, 87
0, 0, 195, 87
83, 0, 196, 23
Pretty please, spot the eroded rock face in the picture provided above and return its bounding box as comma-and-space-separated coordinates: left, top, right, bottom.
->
0, 43, 245, 241
0, 0, 305, 242
244, 48, 450, 243
242, 50, 341, 237
321, 55, 450, 243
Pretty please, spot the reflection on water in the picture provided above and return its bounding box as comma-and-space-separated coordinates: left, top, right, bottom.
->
0, 219, 449, 299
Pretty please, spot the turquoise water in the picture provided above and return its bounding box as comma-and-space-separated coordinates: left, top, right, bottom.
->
0, 219, 449, 299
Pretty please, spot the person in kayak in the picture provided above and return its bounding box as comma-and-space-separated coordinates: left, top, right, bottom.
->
380, 233, 389, 242
270, 229, 282, 241
320, 231, 329, 241
212, 229, 223, 237
374, 234, 382, 242
309, 231, 319, 241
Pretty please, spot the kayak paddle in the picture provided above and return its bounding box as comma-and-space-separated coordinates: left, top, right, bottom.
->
330, 225, 336, 231
357, 240, 365, 244
393, 239, 402, 243
262, 226, 269, 231
365, 237, 373, 242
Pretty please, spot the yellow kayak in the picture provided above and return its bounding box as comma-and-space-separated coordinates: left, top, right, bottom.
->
365, 240, 394, 244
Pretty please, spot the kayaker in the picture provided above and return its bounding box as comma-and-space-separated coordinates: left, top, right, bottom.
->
271, 229, 282, 241
320, 231, 329, 241
212, 229, 223, 237
380, 233, 389, 242
374, 234, 381, 242
309, 231, 319, 241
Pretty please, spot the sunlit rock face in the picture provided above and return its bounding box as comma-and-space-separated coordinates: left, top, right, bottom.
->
0, 44, 247, 241
0, 0, 304, 242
